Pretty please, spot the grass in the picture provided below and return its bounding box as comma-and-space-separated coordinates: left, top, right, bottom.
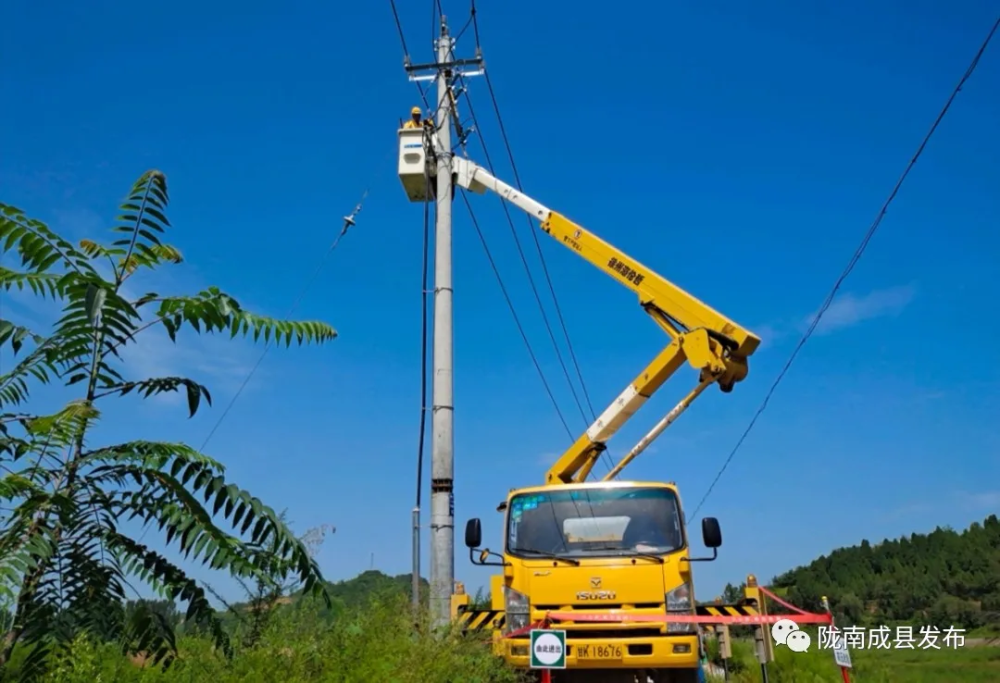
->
6, 596, 526, 683
5, 602, 997, 682
705, 626, 1000, 683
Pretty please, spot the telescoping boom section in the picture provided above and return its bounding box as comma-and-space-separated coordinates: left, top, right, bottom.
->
397, 126, 760, 484
449, 157, 760, 485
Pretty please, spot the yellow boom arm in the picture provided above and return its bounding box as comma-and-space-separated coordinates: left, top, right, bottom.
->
452, 158, 761, 485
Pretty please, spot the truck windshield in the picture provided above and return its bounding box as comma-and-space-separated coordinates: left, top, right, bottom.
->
506, 487, 684, 559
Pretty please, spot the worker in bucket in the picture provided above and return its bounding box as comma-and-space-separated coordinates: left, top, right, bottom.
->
402, 106, 424, 128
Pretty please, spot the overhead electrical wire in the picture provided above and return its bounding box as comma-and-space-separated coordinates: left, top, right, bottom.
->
431, 0, 438, 46
459, 190, 575, 440
133, 185, 373, 547
468, 4, 594, 425
461, 189, 599, 527
463, 3, 612, 472
479, 68, 598, 428
394, 0, 580, 491
135, 2, 436, 549
408, 0, 580, 497
451, 36, 602, 520
389, 0, 432, 114
456, 10, 615, 475
453, 5, 476, 43
468, 0, 481, 47
391, 0, 474, 138
403, 0, 699, 479
458, 86, 592, 430
688, 14, 1000, 523
403, 3, 588, 454
415, 178, 431, 509
198, 199, 365, 451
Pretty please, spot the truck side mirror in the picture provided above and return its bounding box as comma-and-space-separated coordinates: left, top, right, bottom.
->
465, 518, 482, 549
702, 517, 722, 549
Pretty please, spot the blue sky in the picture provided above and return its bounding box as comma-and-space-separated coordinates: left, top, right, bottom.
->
2, 0, 999, 605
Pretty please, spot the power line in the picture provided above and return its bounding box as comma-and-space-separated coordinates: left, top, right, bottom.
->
457, 12, 615, 475
484, 72, 597, 412
389, 0, 470, 138
389, 0, 432, 113
453, 1, 476, 43
397, 5, 601, 473
133, 185, 373, 547
483, 68, 603, 423
415, 8, 589, 456
415, 179, 431, 508
463, 4, 606, 464
459, 86, 592, 430
459, 189, 576, 440
196, 191, 369, 452
430, 0, 439, 48
469, 0, 481, 48
689, 14, 1000, 523
390, 0, 574, 460
461, 186, 608, 533
388, 0, 412, 57
399, 7, 599, 609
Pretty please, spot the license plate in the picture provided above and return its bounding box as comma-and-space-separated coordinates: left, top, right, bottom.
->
575, 643, 623, 660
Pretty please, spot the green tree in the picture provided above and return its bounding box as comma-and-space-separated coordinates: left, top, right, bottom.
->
0, 171, 336, 676
227, 511, 335, 648
770, 514, 1000, 630
721, 582, 745, 605
470, 587, 492, 610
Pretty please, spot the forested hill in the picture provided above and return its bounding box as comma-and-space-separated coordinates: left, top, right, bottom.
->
275, 570, 428, 615
323, 570, 428, 610
768, 514, 1000, 629
226, 518, 998, 631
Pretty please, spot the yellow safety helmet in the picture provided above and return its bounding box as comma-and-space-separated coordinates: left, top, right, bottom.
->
411, 106, 422, 116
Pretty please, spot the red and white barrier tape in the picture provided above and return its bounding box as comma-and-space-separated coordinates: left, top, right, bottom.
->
759, 585, 809, 615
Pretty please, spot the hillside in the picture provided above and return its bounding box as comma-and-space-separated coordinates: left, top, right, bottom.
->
265, 516, 1000, 632
322, 570, 428, 610
768, 514, 1000, 629
222, 570, 429, 617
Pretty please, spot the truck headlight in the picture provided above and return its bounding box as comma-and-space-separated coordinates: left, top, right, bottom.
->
503, 586, 530, 634
665, 583, 695, 634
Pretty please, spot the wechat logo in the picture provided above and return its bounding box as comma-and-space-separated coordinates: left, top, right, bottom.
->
771, 618, 811, 653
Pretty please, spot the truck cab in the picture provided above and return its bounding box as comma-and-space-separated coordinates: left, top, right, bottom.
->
465, 480, 722, 683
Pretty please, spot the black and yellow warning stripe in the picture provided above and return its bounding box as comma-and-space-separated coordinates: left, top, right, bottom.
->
696, 604, 759, 618
454, 607, 505, 632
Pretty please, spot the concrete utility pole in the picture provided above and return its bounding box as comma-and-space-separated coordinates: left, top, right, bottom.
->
404, 14, 483, 629
429, 18, 456, 631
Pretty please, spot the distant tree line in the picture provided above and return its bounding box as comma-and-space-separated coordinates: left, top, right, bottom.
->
767, 515, 1000, 629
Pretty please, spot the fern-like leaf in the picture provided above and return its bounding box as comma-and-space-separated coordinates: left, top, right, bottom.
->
0, 267, 71, 300
0, 170, 337, 675
156, 287, 337, 345
95, 377, 212, 417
